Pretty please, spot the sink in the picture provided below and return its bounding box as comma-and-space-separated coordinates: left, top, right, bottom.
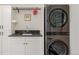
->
9, 30, 42, 37
15, 30, 40, 35
22, 33, 32, 35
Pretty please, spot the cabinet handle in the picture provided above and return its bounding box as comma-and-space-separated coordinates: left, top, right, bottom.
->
0, 32, 1, 36
2, 25, 3, 29
0, 25, 3, 29
2, 32, 3, 36
0, 32, 3, 36
24, 43, 28, 45
0, 25, 1, 29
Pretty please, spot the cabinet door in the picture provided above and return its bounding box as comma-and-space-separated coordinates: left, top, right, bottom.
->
0, 6, 3, 29
0, 38, 2, 55
0, 6, 11, 55
2, 6, 11, 37
3, 37, 25, 55
25, 37, 44, 55
0, 6, 3, 55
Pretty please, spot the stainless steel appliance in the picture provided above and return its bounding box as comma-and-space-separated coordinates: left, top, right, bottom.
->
44, 5, 70, 55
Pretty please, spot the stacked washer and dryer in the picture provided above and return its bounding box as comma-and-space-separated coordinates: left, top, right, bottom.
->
44, 5, 70, 55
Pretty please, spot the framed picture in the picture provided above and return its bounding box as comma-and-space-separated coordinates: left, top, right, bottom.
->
24, 14, 31, 21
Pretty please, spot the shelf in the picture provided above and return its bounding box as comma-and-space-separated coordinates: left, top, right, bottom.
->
13, 7, 41, 10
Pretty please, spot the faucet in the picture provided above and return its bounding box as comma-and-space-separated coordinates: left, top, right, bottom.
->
26, 26, 29, 32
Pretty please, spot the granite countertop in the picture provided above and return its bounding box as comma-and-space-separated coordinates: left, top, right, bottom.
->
8, 34, 42, 37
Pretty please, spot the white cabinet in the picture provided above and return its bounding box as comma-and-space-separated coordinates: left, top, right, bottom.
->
0, 6, 11, 37
0, 6, 3, 55
25, 37, 44, 55
4, 37, 44, 55
2, 6, 11, 36
0, 6, 2, 33
0, 6, 2, 54
0, 6, 11, 55
2, 37, 25, 55
0, 37, 2, 54
7, 37, 25, 55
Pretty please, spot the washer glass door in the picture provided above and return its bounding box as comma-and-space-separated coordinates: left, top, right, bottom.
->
48, 40, 68, 55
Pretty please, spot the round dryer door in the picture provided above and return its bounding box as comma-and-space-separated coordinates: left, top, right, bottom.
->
48, 40, 68, 55
49, 8, 68, 27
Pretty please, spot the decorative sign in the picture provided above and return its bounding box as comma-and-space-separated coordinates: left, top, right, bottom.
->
32, 8, 38, 15
24, 14, 31, 21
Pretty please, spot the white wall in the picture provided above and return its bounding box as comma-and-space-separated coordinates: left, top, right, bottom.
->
70, 4, 79, 55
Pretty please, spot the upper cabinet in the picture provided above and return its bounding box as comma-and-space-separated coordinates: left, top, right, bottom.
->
0, 6, 11, 37
2, 6, 11, 36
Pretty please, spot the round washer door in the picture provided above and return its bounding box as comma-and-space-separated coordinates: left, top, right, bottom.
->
48, 40, 69, 55
48, 8, 68, 27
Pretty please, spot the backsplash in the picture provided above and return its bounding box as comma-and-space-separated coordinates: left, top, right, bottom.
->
11, 5, 44, 34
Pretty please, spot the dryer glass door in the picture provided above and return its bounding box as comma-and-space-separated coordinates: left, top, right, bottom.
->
49, 8, 68, 27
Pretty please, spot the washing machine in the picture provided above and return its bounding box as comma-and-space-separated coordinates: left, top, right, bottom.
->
44, 5, 70, 55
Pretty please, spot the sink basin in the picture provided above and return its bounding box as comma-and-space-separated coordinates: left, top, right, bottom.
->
22, 33, 32, 35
